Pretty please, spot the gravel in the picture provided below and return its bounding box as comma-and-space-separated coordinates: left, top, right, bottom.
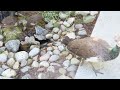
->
53, 34, 60, 40
49, 55, 59, 62
7, 58, 15, 67
0, 53, 7, 63
39, 61, 49, 68
29, 48, 40, 58
13, 61, 19, 70
39, 53, 50, 61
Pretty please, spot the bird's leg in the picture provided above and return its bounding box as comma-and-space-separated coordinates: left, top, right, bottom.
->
89, 62, 104, 76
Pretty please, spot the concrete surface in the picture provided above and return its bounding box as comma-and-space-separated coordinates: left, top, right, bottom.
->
74, 11, 120, 79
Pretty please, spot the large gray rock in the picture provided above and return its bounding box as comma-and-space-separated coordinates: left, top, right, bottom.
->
5, 40, 20, 52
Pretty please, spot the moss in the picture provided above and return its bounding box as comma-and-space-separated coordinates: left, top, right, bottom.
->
3, 26, 23, 43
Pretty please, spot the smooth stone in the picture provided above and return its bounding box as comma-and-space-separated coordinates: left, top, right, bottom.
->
33, 55, 39, 61
60, 25, 66, 31
21, 74, 31, 79
58, 30, 62, 35
63, 21, 70, 27
13, 61, 19, 70
20, 60, 27, 67
66, 54, 73, 60
66, 32, 76, 39
49, 55, 59, 62
71, 58, 80, 65
47, 66, 55, 73
2, 65, 9, 70
59, 68, 67, 75
0, 41, 3, 47
27, 59, 33, 65
15, 51, 28, 62
39, 61, 49, 67
1, 69, 16, 78
29, 48, 40, 57
8, 52, 14, 59
58, 45, 65, 52
47, 47, 53, 51
67, 65, 78, 72
30, 45, 40, 50
39, 53, 50, 61
0, 53, 7, 62
31, 61, 39, 67
47, 51, 53, 55
77, 29, 87, 36
5, 40, 20, 52
67, 17, 75, 25
53, 49, 60, 55
68, 71, 76, 78
57, 75, 71, 79
21, 66, 31, 73
0, 68, 4, 74
60, 51, 69, 56
3, 51, 9, 56
45, 22, 53, 29
7, 58, 15, 67
63, 60, 70, 68
0, 47, 6, 53
46, 34, 53, 39
53, 27, 60, 33
53, 34, 59, 40
75, 24, 83, 30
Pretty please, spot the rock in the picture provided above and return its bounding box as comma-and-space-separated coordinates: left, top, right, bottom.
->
15, 51, 28, 62
13, 61, 19, 70
7, 58, 15, 67
58, 45, 65, 52
31, 61, 39, 67
8, 52, 14, 59
47, 47, 53, 51
53, 34, 59, 40
54, 42, 61, 46
53, 27, 60, 33
67, 17, 75, 25
34, 34, 46, 41
63, 60, 70, 68
30, 45, 40, 50
20, 60, 27, 67
75, 11, 90, 16
0, 35, 3, 41
50, 63, 61, 67
59, 68, 67, 75
1, 69, 16, 78
21, 66, 31, 73
53, 46, 58, 50
33, 55, 38, 61
62, 31, 67, 36
0, 68, 4, 74
71, 58, 80, 65
59, 12, 68, 20
39, 61, 49, 67
75, 24, 83, 30
58, 30, 62, 35
45, 22, 53, 29
21, 74, 31, 79
0, 41, 3, 47
57, 75, 71, 79
29, 48, 40, 57
63, 21, 70, 27
35, 25, 48, 35
27, 59, 33, 65
2, 65, 9, 70
67, 65, 78, 72
77, 29, 87, 36
3, 51, 8, 55
60, 25, 66, 31
47, 51, 53, 55
46, 34, 53, 39
0, 53, 7, 63
60, 51, 69, 56
83, 15, 96, 23
49, 55, 59, 62
0, 47, 6, 53
90, 11, 98, 16
47, 66, 55, 73
39, 53, 50, 61
66, 32, 76, 39
38, 73, 44, 79
68, 71, 76, 78
53, 50, 60, 55
66, 54, 73, 60
5, 40, 20, 52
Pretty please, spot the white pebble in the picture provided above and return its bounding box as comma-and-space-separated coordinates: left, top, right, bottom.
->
15, 51, 28, 62
59, 12, 68, 20
8, 52, 14, 59
39, 53, 50, 61
39, 61, 49, 67
71, 58, 80, 65
60, 25, 66, 31
53, 27, 60, 33
75, 24, 83, 29
33, 55, 38, 61
21, 66, 31, 73
47, 66, 55, 73
27, 59, 33, 65
0, 41, 3, 47
30, 45, 40, 50
49, 55, 59, 62
29, 48, 40, 57
60, 51, 69, 56
67, 65, 78, 72
63, 21, 70, 27
13, 61, 19, 70
20, 60, 27, 67
2, 69, 16, 78
7, 58, 15, 67
68, 71, 76, 78
66, 32, 76, 39
53, 34, 59, 40
59, 68, 66, 75
67, 17, 75, 25
0, 53, 7, 63
63, 60, 70, 67
53, 49, 60, 55
46, 34, 53, 39
31, 61, 39, 67
2, 65, 9, 70
58, 45, 65, 52
47, 51, 53, 55
47, 47, 53, 51
66, 54, 73, 60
